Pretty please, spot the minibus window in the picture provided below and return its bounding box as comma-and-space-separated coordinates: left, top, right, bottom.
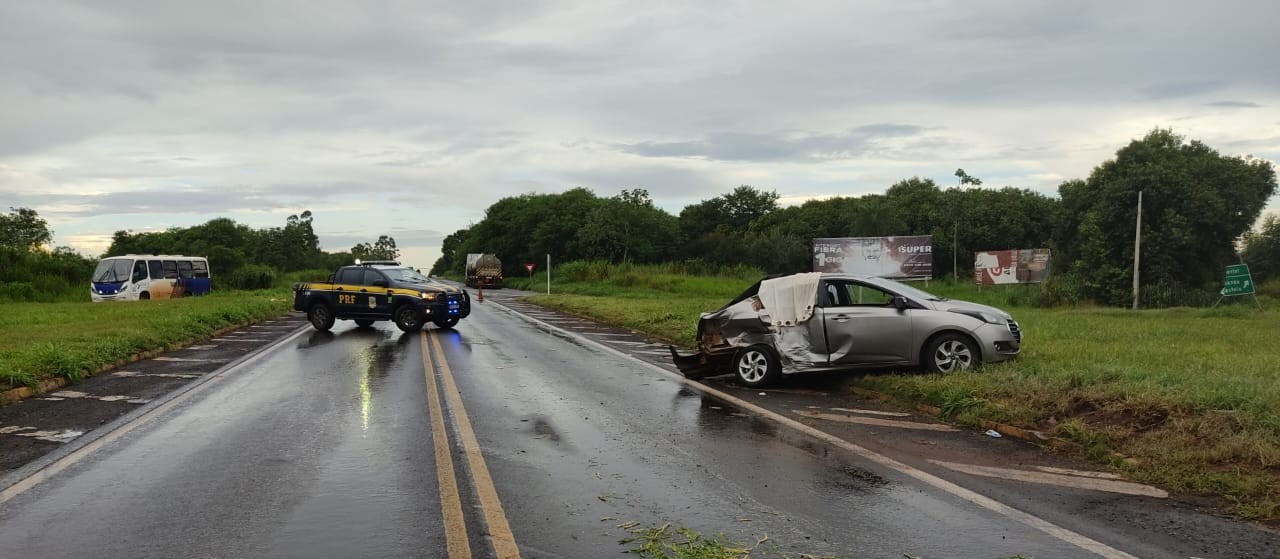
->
163, 261, 178, 279
192, 260, 209, 278
148, 260, 164, 279
132, 261, 148, 282
178, 261, 194, 279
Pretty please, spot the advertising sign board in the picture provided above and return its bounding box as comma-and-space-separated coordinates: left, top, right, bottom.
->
974, 249, 1052, 285
813, 236, 932, 279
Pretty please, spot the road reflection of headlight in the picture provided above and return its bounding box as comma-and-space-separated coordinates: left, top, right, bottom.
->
357, 349, 374, 432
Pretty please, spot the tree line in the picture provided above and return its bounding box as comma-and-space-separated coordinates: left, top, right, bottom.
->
1, 209, 403, 301
433, 129, 1279, 307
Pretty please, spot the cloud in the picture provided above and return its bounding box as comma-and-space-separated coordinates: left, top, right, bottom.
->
613, 124, 929, 162
3, 182, 363, 217
0, 0, 1277, 260
1204, 100, 1262, 108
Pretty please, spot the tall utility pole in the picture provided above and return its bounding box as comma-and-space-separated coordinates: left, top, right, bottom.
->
1132, 191, 1143, 310
546, 253, 551, 294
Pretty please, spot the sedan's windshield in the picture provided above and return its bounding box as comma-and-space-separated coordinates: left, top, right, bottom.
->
380, 267, 429, 284
862, 276, 946, 301
93, 259, 133, 283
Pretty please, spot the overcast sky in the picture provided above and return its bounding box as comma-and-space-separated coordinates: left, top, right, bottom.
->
3, 0, 1278, 268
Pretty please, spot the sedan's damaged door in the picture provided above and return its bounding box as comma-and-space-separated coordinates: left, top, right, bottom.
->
819, 280, 913, 365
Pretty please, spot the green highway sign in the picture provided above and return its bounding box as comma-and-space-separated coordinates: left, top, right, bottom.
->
1220, 264, 1255, 297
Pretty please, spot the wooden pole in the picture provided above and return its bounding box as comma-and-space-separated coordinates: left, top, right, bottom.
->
1132, 190, 1143, 310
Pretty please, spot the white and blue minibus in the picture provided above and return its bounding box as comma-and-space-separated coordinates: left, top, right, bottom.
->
90, 255, 211, 301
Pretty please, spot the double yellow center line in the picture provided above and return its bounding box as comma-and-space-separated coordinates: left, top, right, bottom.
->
419, 331, 522, 559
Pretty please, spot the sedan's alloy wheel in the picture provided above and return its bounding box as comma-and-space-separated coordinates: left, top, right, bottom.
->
933, 340, 973, 373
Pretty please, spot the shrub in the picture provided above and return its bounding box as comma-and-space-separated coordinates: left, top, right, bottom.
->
1040, 272, 1088, 307
226, 264, 276, 290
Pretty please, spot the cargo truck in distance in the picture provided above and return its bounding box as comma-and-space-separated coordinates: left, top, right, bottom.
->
465, 253, 503, 288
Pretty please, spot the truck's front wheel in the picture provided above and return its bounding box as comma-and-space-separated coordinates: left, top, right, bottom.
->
308, 303, 335, 331
433, 317, 459, 329
394, 305, 424, 332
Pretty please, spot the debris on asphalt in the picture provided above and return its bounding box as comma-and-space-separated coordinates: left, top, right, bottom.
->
985, 429, 1003, 438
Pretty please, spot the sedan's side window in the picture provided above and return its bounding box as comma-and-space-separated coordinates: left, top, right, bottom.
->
820, 281, 851, 307
843, 283, 895, 306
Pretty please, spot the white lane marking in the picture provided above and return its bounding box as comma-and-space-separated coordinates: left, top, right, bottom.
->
14, 430, 85, 443
829, 407, 912, 417
591, 333, 634, 338
608, 341, 648, 346
186, 345, 218, 350
1033, 466, 1126, 480
794, 410, 960, 432
930, 460, 1168, 498
44, 391, 147, 403
111, 371, 201, 379
50, 391, 89, 399
212, 338, 272, 342
489, 300, 1142, 559
151, 357, 227, 362
0, 426, 37, 434
0, 326, 311, 505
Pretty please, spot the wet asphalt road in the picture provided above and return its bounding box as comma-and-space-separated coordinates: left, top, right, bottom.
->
1, 293, 1276, 558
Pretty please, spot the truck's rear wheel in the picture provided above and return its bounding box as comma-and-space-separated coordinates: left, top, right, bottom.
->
433, 317, 459, 329
394, 305, 424, 332
308, 303, 335, 331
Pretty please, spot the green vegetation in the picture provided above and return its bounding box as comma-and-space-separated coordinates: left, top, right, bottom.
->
618, 522, 1030, 558
0, 290, 292, 389
0, 206, 401, 303
620, 524, 750, 559
521, 262, 1280, 520
435, 130, 1277, 309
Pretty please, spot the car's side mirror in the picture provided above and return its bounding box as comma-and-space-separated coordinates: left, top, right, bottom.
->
372, 279, 389, 288
891, 296, 909, 310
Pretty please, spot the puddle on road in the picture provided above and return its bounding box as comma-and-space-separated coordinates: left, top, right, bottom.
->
526, 416, 563, 442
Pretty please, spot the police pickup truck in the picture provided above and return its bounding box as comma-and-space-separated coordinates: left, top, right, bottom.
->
293, 263, 470, 332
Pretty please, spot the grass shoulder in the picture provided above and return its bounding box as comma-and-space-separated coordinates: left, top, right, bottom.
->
521, 264, 1280, 521
0, 289, 293, 390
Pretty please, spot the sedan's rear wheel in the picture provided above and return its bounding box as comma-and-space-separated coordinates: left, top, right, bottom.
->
925, 333, 979, 374
734, 345, 781, 387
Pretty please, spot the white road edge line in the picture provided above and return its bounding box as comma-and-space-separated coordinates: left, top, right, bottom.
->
793, 410, 960, 432
0, 326, 310, 505
930, 460, 1167, 498
487, 299, 1140, 559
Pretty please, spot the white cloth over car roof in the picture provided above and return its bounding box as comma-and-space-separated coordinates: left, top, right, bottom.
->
758, 272, 821, 326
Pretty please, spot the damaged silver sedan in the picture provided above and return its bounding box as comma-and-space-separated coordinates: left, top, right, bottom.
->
669, 273, 1022, 387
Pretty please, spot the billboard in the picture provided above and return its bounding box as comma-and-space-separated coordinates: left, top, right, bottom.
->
813, 236, 933, 279
974, 249, 1051, 285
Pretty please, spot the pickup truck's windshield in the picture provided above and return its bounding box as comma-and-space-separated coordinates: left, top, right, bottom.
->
93, 259, 132, 283
381, 267, 429, 284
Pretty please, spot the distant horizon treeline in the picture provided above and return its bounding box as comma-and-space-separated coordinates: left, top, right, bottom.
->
1, 209, 403, 301
433, 129, 1279, 307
